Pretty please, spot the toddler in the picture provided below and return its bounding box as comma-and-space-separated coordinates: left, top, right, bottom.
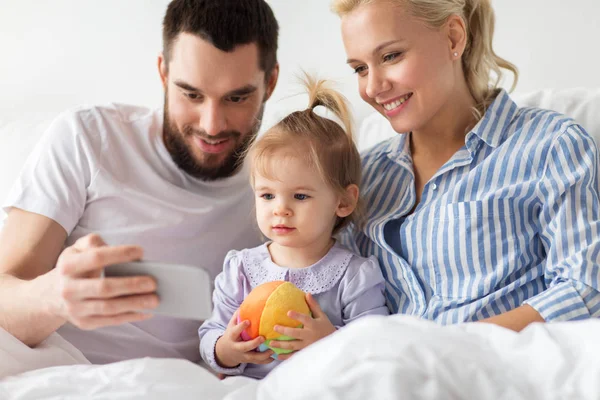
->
199, 76, 389, 379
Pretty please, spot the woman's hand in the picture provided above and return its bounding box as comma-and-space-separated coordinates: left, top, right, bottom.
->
215, 310, 274, 368
479, 304, 545, 332
270, 293, 336, 360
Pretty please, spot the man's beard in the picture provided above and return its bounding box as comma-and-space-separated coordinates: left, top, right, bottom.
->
162, 100, 263, 181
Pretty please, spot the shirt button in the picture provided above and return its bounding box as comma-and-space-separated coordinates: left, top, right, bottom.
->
432, 183, 438, 191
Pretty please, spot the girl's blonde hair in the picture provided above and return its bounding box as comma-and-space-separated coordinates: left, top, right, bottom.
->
247, 74, 362, 234
331, 0, 518, 115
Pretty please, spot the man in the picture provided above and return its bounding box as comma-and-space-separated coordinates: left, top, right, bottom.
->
0, 0, 279, 364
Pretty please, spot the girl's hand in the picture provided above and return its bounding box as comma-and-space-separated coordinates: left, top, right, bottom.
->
269, 293, 336, 360
214, 310, 274, 368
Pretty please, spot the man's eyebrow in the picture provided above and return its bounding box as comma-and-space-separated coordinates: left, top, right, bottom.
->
346, 39, 405, 64
173, 81, 257, 97
225, 85, 258, 97
174, 80, 200, 92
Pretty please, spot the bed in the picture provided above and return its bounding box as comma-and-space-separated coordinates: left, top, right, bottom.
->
1, 88, 599, 399
2, 316, 600, 399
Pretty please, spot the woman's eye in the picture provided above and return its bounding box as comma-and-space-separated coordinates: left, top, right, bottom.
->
261, 193, 274, 200
294, 194, 309, 201
383, 52, 401, 62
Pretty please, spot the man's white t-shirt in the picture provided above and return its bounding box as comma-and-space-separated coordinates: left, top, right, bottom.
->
3, 104, 263, 364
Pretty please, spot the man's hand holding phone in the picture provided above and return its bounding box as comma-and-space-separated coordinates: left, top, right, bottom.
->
51, 234, 158, 330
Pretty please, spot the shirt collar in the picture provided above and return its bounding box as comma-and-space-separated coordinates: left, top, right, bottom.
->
246, 241, 353, 294
381, 132, 411, 167
466, 89, 518, 150
382, 89, 518, 162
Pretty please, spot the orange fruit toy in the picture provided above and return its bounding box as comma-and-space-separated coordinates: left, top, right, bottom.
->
238, 281, 310, 357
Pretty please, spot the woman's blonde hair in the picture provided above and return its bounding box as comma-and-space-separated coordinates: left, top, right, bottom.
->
331, 0, 518, 114
247, 74, 362, 234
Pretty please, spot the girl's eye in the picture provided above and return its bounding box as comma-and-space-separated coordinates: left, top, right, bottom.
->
260, 193, 274, 200
353, 65, 367, 75
294, 194, 309, 201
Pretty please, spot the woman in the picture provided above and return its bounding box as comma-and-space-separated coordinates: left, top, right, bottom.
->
334, 0, 600, 331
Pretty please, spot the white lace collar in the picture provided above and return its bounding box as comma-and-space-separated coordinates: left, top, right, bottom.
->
242, 242, 353, 295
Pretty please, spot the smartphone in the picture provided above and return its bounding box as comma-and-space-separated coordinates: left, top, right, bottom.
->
104, 261, 213, 321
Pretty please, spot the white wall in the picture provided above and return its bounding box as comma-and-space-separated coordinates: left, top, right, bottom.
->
492, 0, 598, 92
0, 0, 168, 117
1, 0, 598, 125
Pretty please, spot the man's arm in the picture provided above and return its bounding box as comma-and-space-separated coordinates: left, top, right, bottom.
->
0, 208, 159, 347
0, 209, 67, 346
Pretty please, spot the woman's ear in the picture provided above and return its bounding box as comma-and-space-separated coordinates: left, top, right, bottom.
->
336, 184, 359, 218
446, 14, 467, 59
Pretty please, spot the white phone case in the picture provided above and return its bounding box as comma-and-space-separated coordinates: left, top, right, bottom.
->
104, 261, 213, 321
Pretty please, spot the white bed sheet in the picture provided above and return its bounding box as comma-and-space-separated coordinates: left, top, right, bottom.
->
2, 315, 599, 400
0, 327, 89, 379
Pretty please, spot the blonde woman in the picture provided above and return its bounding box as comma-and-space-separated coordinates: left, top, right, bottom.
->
334, 0, 600, 330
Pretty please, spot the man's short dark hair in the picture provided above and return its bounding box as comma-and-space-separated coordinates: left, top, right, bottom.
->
162, 0, 279, 75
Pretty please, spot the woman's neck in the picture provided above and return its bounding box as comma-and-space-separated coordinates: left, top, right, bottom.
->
411, 84, 478, 161
268, 238, 335, 269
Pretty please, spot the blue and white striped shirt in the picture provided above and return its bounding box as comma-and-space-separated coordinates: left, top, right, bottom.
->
342, 89, 600, 323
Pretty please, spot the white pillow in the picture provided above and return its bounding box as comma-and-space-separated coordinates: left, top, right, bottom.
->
357, 88, 600, 152
513, 88, 600, 144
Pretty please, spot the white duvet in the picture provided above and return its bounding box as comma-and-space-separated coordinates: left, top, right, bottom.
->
1, 315, 599, 400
